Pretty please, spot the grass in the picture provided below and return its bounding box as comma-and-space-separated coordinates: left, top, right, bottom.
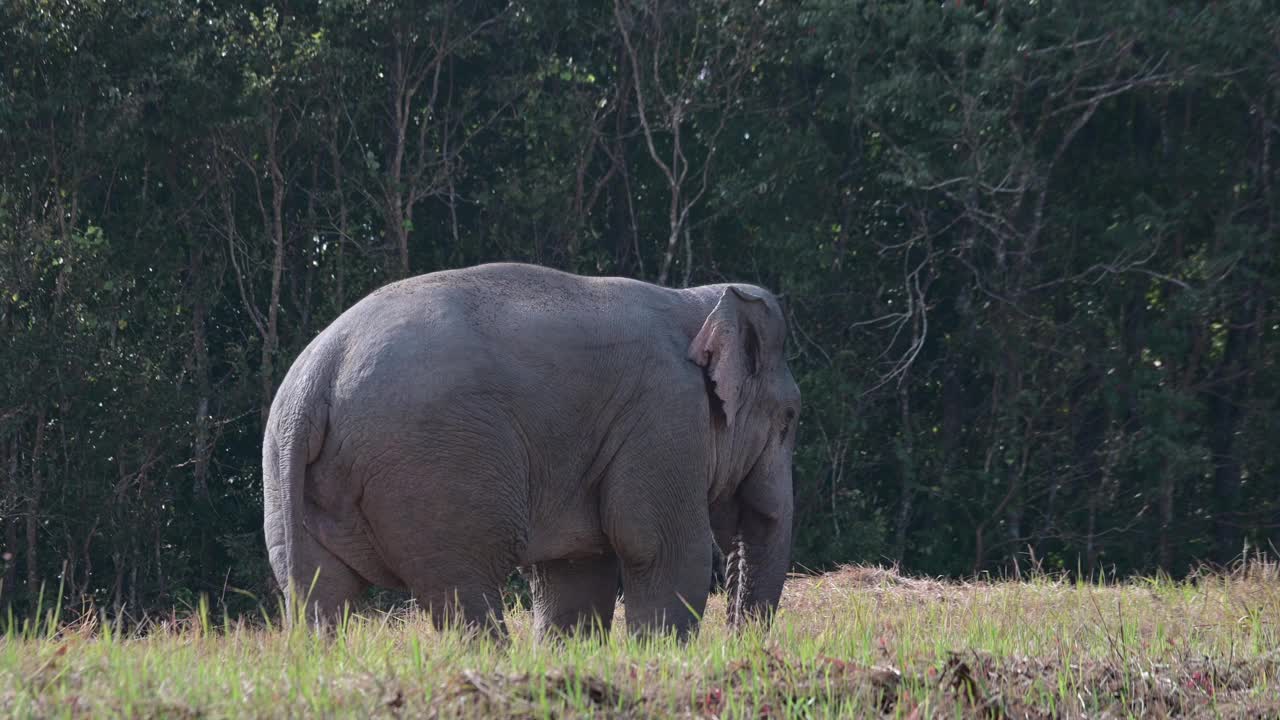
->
2, 560, 1278, 718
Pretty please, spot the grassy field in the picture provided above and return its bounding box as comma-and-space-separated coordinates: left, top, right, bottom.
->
2, 563, 1278, 718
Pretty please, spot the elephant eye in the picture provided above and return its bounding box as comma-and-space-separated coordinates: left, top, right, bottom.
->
780, 408, 796, 439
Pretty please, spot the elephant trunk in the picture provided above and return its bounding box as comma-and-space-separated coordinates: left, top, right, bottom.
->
725, 464, 793, 629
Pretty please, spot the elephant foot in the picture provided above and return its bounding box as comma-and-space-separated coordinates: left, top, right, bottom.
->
526, 555, 619, 642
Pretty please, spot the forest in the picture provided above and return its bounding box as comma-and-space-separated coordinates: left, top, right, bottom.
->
0, 0, 1277, 617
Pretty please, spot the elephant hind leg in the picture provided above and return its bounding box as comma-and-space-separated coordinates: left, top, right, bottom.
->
286, 529, 370, 627
357, 443, 528, 642
527, 554, 618, 642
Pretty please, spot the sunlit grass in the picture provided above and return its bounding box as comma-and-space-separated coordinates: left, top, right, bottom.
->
2, 560, 1278, 718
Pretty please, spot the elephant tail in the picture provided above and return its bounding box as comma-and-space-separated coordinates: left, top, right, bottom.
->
262, 347, 332, 616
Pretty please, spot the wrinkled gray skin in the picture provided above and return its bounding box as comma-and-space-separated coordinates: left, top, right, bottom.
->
262, 263, 800, 640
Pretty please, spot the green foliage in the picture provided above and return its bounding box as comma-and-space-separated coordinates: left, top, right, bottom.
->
0, 0, 1277, 616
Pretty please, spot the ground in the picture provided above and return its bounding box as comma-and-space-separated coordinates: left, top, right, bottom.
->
3, 562, 1278, 718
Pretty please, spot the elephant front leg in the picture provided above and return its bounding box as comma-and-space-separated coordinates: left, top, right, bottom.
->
602, 449, 714, 640
606, 491, 711, 638
614, 530, 712, 641
527, 554, 619, 641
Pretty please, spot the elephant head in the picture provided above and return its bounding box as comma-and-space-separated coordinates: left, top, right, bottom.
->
690, 285, 800, 628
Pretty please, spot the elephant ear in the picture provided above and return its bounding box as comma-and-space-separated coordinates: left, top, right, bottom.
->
688, 286, 767, 427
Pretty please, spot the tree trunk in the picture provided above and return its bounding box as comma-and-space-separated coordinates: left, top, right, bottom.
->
328, 111, 350, 310
302, 161, 317, 335
1208, 291, 1257, 563
2, 439, 16, 606
892, 383, 915, 565
2, 518, 16, 608
190, 247, 212, 501
111, 551, 124, 613
261, 111, 286, 428
386, 36, 412, 278
1160, 322, 1204, 573
1158, 461, 1175, 573
25, 409, 46, 594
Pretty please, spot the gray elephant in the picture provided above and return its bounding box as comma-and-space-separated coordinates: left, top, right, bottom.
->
262, 262, 800, 640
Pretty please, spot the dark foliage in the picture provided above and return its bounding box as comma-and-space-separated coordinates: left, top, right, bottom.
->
1, 0, 1276, 615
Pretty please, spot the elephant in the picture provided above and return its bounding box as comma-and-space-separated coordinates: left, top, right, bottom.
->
262, 262, 800, 640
